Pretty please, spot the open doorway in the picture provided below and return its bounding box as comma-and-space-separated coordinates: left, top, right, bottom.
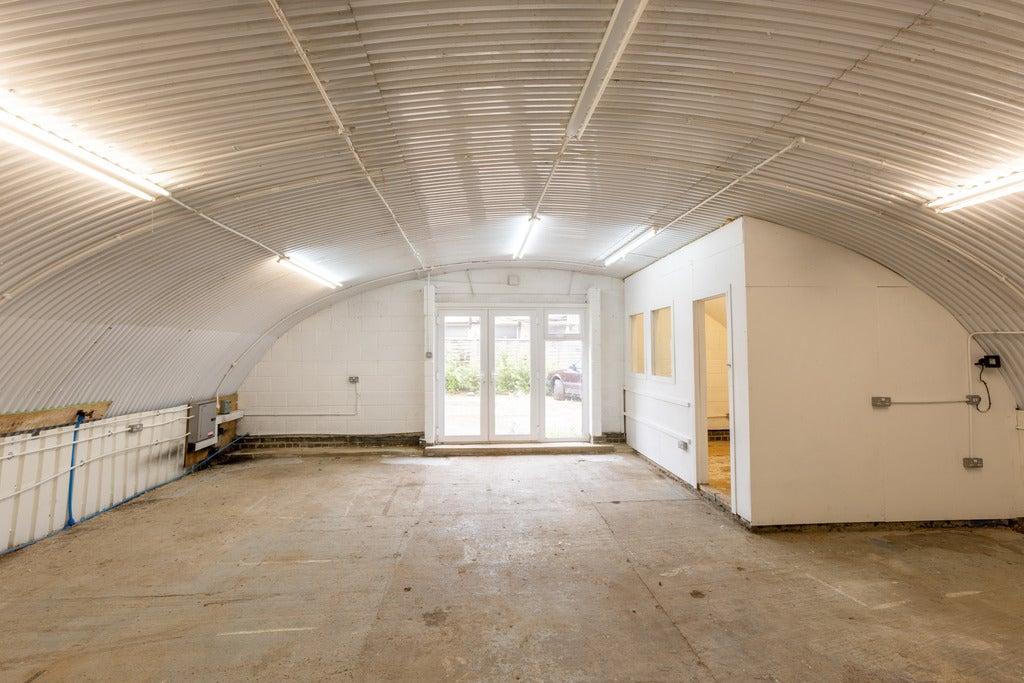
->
696, 295, 731, 505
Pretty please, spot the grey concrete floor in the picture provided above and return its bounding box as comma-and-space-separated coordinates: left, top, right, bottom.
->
1, 449, 1022, 681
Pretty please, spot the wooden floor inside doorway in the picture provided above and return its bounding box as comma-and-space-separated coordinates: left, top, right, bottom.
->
707, 439, 731, 501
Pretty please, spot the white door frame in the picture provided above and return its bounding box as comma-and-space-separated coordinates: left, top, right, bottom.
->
488, 309, 539, 442
436, 309, 488, 443
436, 304, 589, 443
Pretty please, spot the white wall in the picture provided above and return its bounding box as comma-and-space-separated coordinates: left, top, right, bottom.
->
703, 298, 730, 430
742, 218, 1023, 525
623, 219, 753, 520
625, 216, 1023, 526
238, 268, 624, 437
0, 406, 188, 552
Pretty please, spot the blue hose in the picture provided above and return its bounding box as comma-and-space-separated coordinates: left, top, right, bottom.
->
65, 411, 86, 528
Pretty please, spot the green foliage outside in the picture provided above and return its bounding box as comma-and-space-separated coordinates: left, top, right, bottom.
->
495, 351, 531, 394
445, 356, 480, 394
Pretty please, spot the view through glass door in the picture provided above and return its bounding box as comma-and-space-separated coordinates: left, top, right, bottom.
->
439, 308, 587, 443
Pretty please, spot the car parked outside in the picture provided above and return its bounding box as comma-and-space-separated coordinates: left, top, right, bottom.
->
546, 362, 582, 400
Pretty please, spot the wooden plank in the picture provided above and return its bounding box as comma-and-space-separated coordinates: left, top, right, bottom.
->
0, 401, 111, 436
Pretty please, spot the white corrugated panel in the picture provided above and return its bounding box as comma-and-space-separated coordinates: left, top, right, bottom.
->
0, 1, 1023, 413
0, 406, 188, 552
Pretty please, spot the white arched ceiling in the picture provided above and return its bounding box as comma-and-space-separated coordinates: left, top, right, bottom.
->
2, 0, 1024, 415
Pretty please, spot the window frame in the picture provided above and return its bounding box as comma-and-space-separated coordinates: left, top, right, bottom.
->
650, 305, 674, 380
628, 312, 646, 375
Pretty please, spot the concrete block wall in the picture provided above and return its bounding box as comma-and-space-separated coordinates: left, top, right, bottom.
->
238, 280, 425, 435
238, 268, 625, 437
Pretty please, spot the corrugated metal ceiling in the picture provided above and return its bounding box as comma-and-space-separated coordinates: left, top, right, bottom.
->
2, 0, 1024, 414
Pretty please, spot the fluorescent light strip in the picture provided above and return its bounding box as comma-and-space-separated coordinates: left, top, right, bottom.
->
0, 108, 168, 201
603, 228, 656, 266
277, 256, 340, 289
513, 217, 540, 259
927, 170, 1024, 212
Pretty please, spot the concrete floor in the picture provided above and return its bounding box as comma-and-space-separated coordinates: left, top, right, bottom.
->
1, 449, 1023, 681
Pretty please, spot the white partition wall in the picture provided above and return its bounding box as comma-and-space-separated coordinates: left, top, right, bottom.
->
625, 217, 1024, 526
741, 219, 1023, 525
623, 219, 753, 520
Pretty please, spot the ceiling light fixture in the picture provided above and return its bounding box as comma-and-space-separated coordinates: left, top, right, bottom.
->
0, 108, 168, 201
603, 227, 656, 267
513, 216, 540, 260
927, 168, 1024, 212
277, 255, 340, 289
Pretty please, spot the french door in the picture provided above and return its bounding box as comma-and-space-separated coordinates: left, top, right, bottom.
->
438, 308, 587, 443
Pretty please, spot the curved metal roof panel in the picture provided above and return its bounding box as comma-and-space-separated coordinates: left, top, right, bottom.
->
1, 0, 1023, 414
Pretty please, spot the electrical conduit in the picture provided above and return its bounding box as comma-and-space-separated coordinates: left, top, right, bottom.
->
64, 410, 86, 528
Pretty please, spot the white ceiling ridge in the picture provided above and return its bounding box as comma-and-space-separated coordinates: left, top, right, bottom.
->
529, 0, 649, 221
265, 0, 425, 269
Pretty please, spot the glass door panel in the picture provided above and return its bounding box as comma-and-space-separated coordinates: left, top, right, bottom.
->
442, 314, 483, 439
544, 313, 584, 440
491, 314, 533, 438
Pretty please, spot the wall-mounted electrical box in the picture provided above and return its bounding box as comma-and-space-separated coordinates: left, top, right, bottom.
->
187, 399, 218, 451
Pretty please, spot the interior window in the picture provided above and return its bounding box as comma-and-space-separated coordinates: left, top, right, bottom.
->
651, 306, 673, 377
630, 313, 645, 374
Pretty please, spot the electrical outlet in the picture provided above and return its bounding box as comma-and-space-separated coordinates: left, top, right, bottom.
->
963, 457, 984, 469
348, 376, 359, 384
677, 439, 689, 451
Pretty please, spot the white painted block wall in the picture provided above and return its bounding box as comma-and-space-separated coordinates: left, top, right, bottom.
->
238, 268, 625, 436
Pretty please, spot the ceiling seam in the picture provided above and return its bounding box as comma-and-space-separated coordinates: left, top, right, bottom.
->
265, 0, 426, 269
529, 0, 650, 221
345, 2, 434, 243
639, 2, 941, 236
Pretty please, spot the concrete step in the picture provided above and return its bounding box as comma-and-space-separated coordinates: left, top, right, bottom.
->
424, 442, 615, 457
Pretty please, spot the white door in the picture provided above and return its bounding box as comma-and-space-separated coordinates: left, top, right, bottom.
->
438, 311, 486, 442
489, 311, 539, 441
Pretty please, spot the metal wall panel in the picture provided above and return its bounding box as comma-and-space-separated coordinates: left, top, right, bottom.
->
0, 1, 1023, 413
0, 406, 188, 553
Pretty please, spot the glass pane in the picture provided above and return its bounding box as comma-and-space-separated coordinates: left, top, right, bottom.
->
651, 306, 673, 377
547, 313, 581, 336
493, 315, 531, 436
545, 339, 583, 439
443, 315, 482, 437
630, 313, 645, 373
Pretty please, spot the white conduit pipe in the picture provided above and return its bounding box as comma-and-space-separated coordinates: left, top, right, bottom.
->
529, 0, 649, 220
657, 137, 805, 233
266, 0, 424, 269
966, 331, 1024, 452
0, 436, 188, 505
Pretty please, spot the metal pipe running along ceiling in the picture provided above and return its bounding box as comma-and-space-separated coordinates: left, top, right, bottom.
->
1, 0, 1024, 414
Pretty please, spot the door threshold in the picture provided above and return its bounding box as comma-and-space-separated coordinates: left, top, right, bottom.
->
424, 442, 614, 457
